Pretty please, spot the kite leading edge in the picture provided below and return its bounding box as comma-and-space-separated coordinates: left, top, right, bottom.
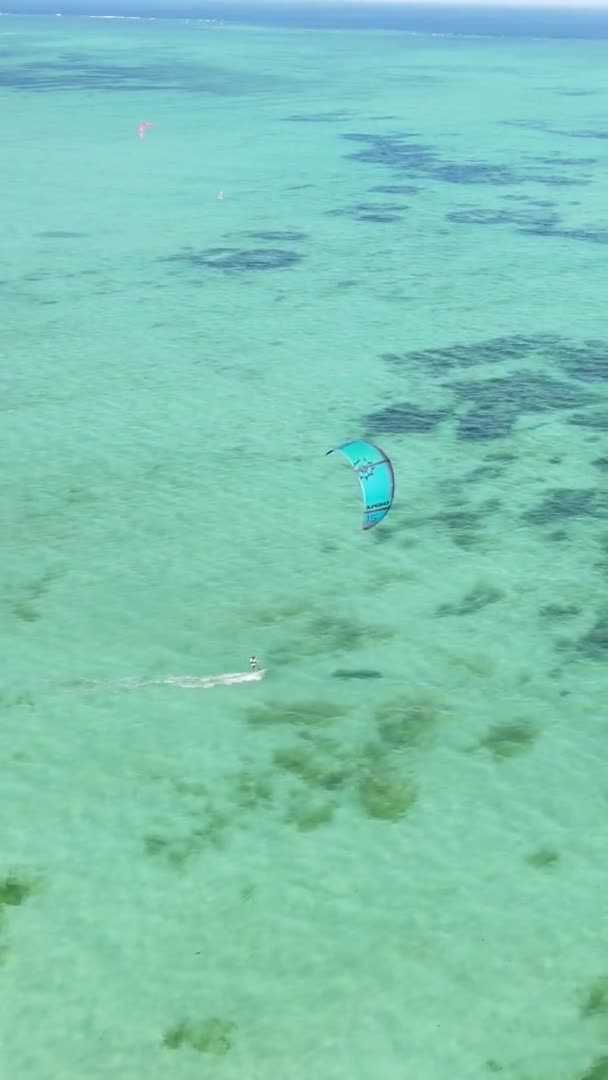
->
326, 439, 395, 530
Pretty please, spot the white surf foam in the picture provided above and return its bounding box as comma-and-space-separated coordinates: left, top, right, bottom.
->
62, 669, 266, 694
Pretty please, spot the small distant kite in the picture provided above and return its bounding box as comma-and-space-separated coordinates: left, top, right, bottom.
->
326, 439, 394, 530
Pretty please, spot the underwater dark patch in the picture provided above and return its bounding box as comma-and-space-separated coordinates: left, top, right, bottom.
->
502, 194, 555, 204
526, 846, 560, 869
437, 584, 504, 617
564, 226, 608, 245
567, 411, 608, 430
327, 201, 408, 222
433, 500, 500, 534
0, 57, 280, 96
578, 980, 608, 1019
456, 407, 517, 440
578, 1055, 608, 1080
364, 213, 402, 223
449, 371, 596, 412
529, 155, 598, 167
341, 132, 422, 142
161, 247, 303, 272
433, 162, 523, 185
522, 488, 608, 525
368, 184, 420, 195
332, 669, 383, 680
486, 450, 517, 462
539, 603, 581, 620
448, 204, 608, 244
477, 719, 538, 759
59, 52, 88, 63
554, 88, 596, 97
447, 209, 518, 225
523, 174, 591, 187
363, 402, 449, 434
244, 230, 308, 243
465, 464, 506, 482
284, 111, 353, 123
342, 132, 436, 171
0, 874, 39, 908
339, 131, 591, 188
554, 339, 608, 382
35, 230, 89, 239
572, 616, 608, 660
360, 213, 402, 223
592, 457, 608, 472
499, 119, 550, 132
512, 222, 559, 238
378, 334, 605, 440
162, 1017, 236, 1055
500, 120, 608, 141
518, 223, 608, 245
451, 371, 597, 441
553, 128, 608, 140
426, 499, 498, 546
356, 768, 417, 821
446, 207, 560, 230
547, 528, 569, 543
381, 333, 562, 374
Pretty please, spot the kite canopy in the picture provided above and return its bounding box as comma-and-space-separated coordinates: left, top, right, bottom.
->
326, 439, 394, 530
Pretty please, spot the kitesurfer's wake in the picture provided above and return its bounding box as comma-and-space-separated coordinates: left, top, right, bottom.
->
68, 663, 266, 693
136, 668, 266, 690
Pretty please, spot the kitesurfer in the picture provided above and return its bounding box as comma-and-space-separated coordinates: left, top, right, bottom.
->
249, 656, 259, 672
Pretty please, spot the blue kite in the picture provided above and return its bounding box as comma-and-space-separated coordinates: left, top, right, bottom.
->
326, 439, 395, 530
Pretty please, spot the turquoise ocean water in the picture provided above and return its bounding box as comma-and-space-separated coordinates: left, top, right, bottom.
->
1, 9, 608, 1079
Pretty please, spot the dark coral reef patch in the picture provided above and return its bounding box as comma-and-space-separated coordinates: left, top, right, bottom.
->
161, 247, 304, 273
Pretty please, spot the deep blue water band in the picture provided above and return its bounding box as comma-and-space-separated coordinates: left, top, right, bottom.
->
7, 4, 608, 42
